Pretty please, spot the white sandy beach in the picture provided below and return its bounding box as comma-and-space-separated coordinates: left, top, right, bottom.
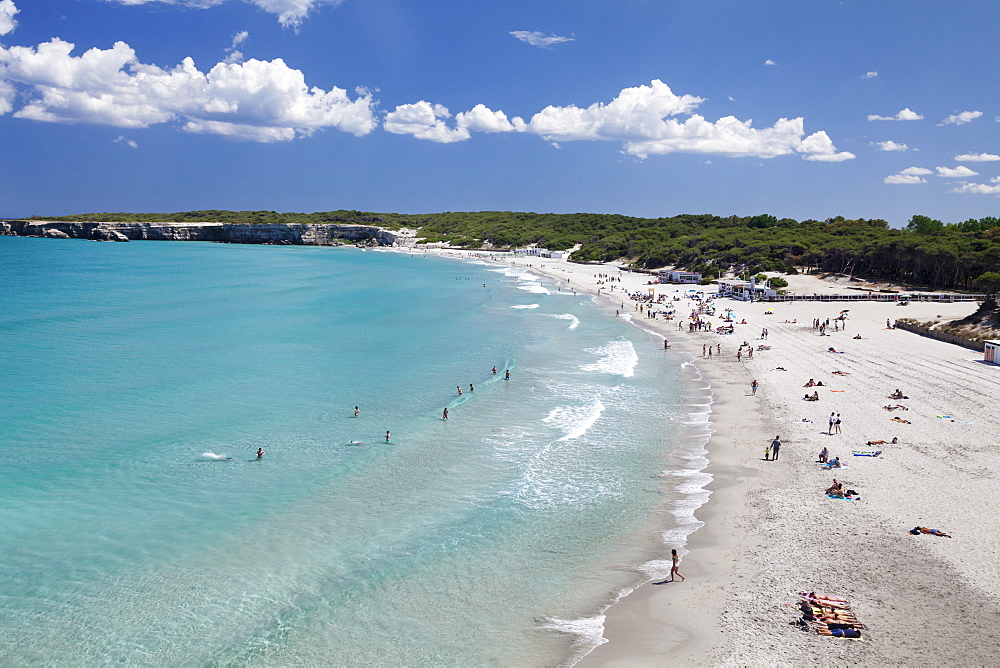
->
415, 247, 1000, 665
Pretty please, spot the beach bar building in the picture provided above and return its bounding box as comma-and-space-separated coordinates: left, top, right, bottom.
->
716, 278, 777, 301
657, 269, 702, 284
986, 341, 1000, 365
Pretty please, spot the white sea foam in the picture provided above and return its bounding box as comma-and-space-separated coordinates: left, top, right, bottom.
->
518, 283, 551, 294
200, 452, 232, 460
541, 614, 608, 662
467, 260, 491, 266
543, 400, 605, 442
638, 558, 673, 580
580, 340, 639, 377
511, 304, 540, 309
488, 267, 528, 278
544, 313, 580, 329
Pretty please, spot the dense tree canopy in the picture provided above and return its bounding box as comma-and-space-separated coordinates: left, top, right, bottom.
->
38, 210, 1000, 291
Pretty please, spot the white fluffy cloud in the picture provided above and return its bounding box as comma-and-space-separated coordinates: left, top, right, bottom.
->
884, 166, 932, 184
763, 59, 776, 65
940, 110, 982, 126
0, 38, 376, 141
105, 0, 342, 28
951, 178, 1000, 195
0, 0, 18, 36
224, 30, 248, 64
861, 71, 878, 79
936, 165, 978, 178
384, 80, 854, 162
113, 135, 138, 148
868, 108, 923, 121
509, 30, 574, 48
872, 140, 909, 151
383, 101, 470, 143
955, 152, 1000, 162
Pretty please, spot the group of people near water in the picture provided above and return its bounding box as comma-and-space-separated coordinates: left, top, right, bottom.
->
442, 366, 510, 420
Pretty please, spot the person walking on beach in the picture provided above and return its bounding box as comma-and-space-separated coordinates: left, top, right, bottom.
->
835, 413, 842, 434
751, 379, 759, 396
770, 436, 781, 460
829, 412, 836, 435
670, 549, 685, 582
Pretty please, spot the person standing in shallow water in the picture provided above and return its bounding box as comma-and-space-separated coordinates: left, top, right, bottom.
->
670, 549, 685, 582
256, 448, 265, 460
442, 407, 449, 420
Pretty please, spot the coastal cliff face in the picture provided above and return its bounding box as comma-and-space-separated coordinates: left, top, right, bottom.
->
0, 220, 399, 246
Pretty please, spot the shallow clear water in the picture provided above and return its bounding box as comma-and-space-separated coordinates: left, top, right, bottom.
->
0, 238, 707, 665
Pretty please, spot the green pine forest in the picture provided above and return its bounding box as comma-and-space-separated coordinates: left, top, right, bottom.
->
42, 210, 1000, 292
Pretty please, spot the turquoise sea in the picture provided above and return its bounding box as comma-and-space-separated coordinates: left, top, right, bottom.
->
0, 237, 711, 666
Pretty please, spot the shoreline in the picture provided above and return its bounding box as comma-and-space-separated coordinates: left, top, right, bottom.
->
412, 247, 1000, 665
413, 247, 752, 663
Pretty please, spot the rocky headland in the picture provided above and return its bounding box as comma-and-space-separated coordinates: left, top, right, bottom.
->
0, 220, 403, 246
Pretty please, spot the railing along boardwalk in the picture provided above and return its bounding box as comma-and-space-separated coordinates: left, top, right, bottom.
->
764, 293, 984, 303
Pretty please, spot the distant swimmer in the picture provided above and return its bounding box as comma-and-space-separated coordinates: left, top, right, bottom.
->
354, 406, 360, 417
664, 340, 670, 349
469, 384, 474, 392
256, 448, 265, 460
457, 385, 463, 395
492, 366, 497, 375
505, 369, 511, 380
443, 407, 449, 420
385, 431, 391, 442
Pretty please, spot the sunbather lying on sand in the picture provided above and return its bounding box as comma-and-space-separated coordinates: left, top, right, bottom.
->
831, 370, 849, 375
910, 526, 952, 538
866, 437, 898, 445
883, 404, 908, 411
891, 417, 911, 424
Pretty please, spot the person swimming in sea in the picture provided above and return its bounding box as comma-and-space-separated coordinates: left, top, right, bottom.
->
354, 406, 360, 417
256, 448, 265, 460
385, 431, 391, 442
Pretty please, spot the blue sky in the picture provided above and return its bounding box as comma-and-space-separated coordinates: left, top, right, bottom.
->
1, 0, 997, 226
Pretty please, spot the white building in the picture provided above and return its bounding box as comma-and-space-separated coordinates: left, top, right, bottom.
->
716, 278, 777, 301
985, 340, 1000, 365
515, 247, 566, 259
657, 269, 702, 284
